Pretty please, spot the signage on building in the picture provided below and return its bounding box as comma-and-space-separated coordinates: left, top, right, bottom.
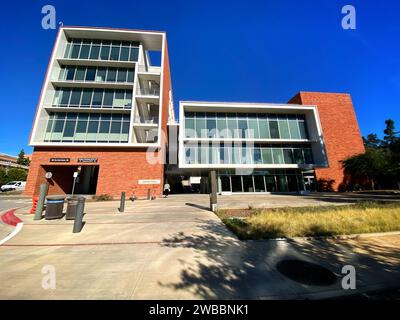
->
50, 158, 70, 163
138, 179, 161, 185
78, 158, 98, 163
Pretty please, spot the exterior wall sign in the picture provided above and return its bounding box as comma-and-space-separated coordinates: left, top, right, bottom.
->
50, 158, 70, 163
138, 179, 161, 185
78, 158, 98, 163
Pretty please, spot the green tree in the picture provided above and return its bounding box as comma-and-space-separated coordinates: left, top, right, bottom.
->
6, 168, 27, 182
362, 133, 382, 149
17, 149, 30, 166
383, 119, 399, 146
0, 168, 8, 186
341, 148, 389, 190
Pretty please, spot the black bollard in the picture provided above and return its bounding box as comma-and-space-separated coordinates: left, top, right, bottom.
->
73, 197, 85, 233
118, 192, 125, 212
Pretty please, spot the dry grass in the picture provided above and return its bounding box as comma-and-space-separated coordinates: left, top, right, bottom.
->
219, 202, 400, 240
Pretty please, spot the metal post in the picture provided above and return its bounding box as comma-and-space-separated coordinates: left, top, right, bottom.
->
71, 176, 77, 197
34, 184, 48, 220
209, 170, 218, 212
73, 198, 85, 233
118, 192, 125, 212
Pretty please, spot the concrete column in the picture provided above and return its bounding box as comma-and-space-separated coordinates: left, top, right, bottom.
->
209, 170, 218, 212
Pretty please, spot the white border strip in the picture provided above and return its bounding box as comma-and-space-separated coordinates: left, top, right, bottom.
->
0, 222, 23, 245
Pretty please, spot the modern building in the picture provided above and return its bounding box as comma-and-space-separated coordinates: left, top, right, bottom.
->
176, 94, 365, 194
25, 26, 365, 197
0, 153, 29, 171
25, 26, 174, 198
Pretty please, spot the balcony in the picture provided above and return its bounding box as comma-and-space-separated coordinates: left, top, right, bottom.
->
136, 87, 160, 96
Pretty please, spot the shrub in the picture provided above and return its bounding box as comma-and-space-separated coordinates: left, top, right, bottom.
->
92, 194, 113, 201
7, 168, 27, 182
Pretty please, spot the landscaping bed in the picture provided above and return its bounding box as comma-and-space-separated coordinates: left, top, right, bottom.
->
217, 201, 400, 240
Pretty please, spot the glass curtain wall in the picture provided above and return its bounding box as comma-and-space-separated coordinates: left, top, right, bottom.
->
184, 112, 309, 140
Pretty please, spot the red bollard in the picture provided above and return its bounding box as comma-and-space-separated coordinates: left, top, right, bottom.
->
30, 196, 39, 214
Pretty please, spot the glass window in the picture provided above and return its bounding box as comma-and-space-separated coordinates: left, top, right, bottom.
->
127, 69, 134, 82
89, 45, 100, 60
81, 89, 92, 106
65, 67, 75, 80
117, 69, 127, 82
254, 176, 265, 192
63, 120, 76, 139
129, 47, 139, 61
293, 149, 305, 164
288, 116, 301, 139
99, 121, 110, 134
303, 149, 314, 164
276, 175, 289, 192
185, 119, 195, 138
92, 89, 103, 106
262, 148, 273, 164
110, 46, 120, 60
283, 149, 294, 164
269, 118, 280, 139
103, 91, 114, 106
124, 92, 132, 107
206, 119, 216, 138
278, 116, 290, 139
231, 176, 242, 192
120, 47, 129, 61
79, 45, 90, 59
113, 90, 125, 107
106, 69, 116, 82
110, 121, 121, 133
60, 89, 71, 105
247, 115, 259, 139
238, 119, 248, 139
70, 44, 81, 59
75, 120, 88, 137
64, 43, 71, 58
196, 116, 206, 138
100, 45, 110, 60
96, 68, 107, 82
258, 114, 270, 139
254, 148, 262, 164
243, 176, 254, 192
75, 67, 86, 81
266, 176, 277, 192
216, 114, 227, 138
85, 68, 96, 81
69, 89, 82, 106
298, 120, 308, 139
272, 148, 284, 164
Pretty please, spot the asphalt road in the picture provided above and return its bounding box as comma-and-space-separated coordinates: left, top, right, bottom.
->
0, 194, 31, 213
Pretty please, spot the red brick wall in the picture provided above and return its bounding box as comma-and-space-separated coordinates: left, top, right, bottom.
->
25, 147, 164, 198
289, 92, 365, 191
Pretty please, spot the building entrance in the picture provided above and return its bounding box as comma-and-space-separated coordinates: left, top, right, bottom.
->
42, 165, 99, 195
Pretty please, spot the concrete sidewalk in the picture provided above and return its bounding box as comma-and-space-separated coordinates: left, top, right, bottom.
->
0, 195, 399, 299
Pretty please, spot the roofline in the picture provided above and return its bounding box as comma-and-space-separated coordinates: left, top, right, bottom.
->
179, 101, 313, 108
60, 25, 166, 36
297, 91, 351, 96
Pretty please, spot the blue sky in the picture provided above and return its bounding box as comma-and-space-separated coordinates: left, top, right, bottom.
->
0, 0, 399, 155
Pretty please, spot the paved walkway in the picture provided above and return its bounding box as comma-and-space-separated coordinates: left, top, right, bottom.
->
0, 195, 399, 299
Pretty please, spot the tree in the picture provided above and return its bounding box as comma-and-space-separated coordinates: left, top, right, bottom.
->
383, 119, 399, 146
341, 148, 389, 190
362, 133, 382, 149
0, 168, 8, 186
6, 168, 27, 182
17, 149, 30, 166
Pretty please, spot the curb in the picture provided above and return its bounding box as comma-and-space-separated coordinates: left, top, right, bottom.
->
0, 208, 23, 245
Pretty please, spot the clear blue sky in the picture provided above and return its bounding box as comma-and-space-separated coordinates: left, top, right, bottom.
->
0, 0, 399, 155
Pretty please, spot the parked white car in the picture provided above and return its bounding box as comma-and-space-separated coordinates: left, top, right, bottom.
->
0, 181, 26, 192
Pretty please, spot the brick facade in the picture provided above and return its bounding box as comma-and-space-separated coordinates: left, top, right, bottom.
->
289, 92, 365, 191
24, 147, 164, 198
